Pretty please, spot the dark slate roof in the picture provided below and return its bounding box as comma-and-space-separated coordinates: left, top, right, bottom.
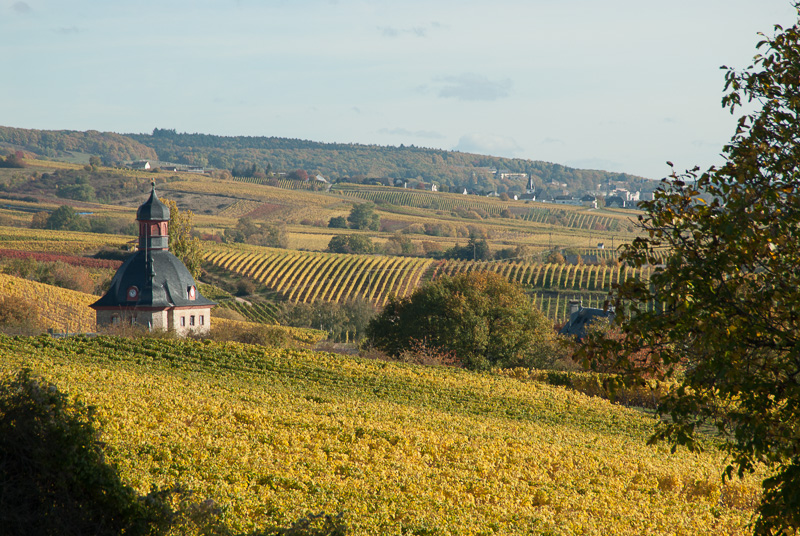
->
559, 307, 615, 340
136, 184, 170, 221
90, 250, 214, 309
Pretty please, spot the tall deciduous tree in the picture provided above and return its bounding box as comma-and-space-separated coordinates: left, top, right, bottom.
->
327, 234, 373, 254
579, 10, 800, 533
45, 205, 88, 231
346, 203, 380, 231
164, 199, 202, 280
367, 272, 557, 370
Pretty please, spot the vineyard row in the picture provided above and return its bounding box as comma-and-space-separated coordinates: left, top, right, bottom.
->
205, 248, 652, 320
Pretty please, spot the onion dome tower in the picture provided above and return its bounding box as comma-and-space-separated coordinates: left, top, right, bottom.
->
91, 183, 214, 334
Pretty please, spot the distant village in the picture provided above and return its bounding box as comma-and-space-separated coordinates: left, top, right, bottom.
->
128, 160, 652, 210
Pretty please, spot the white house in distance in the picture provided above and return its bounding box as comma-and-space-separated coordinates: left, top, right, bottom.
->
129, 160, 151, 170
90, 184, 214, 335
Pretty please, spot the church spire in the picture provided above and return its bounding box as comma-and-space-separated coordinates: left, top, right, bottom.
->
137, 182, 170, 252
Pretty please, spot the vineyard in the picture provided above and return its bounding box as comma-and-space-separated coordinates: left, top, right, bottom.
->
231, 176, 330, 191
331, 185, 633, 233
432, 259, 649, 293
217, 299, 282, 324
0, 334, 762, 535
161, 179, 334, 207
204, 246, 433, 307
333, 186, 508, 216
0, 225, 132, 254
0, 248, 123, 269
510, 206, 627, 232
0, 273, 96, 333
205, 245, 652, 321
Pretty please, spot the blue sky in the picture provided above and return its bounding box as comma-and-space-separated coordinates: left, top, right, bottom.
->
2, 0, 797, 179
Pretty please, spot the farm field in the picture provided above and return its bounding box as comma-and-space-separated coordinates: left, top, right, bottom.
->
0, 271, 325, 343
205, 244, 433, 307
0, 225, 132, 253
204, 243, 650, 321
0, 159, 642, 258
0, 334, 762, 535
332, 184, 635, 232
0, 273, 97, 333
0, 159, 650, 324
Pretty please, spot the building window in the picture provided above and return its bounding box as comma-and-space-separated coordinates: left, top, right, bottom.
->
189, 315, 195, 326
180, 316, 186, 327
112, 314, 120, 326
199, 315, 205, 326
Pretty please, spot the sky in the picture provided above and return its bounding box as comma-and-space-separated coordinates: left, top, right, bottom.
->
1, 1, 798, 180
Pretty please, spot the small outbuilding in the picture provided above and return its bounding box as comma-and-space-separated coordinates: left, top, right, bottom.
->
559, 300, 614, 340
90, 184, 214, 334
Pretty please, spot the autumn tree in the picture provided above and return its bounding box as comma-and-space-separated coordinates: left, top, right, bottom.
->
45, 205, 88, 231
367, 272, 557, 370
443, 235, 490, 261
579, 10, 800, 533
224, 217, 287, 248
346, 203, 380, 231
328, 216, 347, 229
0, 151, 25, 168
164, 199, 202, 280
327, 234, 373, 254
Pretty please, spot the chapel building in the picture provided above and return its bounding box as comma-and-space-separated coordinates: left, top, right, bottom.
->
90, 184, 214, 334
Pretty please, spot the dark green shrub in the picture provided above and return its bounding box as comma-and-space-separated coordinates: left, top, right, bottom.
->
0, 369, 163, 535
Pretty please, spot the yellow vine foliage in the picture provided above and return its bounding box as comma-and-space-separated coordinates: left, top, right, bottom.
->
0, 273, 96, 332
213, 317, 326, 345
0, 225, 131, 253
0, 335, 763, 535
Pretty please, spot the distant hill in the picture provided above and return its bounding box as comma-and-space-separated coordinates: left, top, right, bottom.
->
0, 125, 654, 196
129, 129, 652, 196
0, 126, 156, 164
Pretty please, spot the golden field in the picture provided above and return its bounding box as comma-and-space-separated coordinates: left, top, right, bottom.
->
0, 334, 763, 536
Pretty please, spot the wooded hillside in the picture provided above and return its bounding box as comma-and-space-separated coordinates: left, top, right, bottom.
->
0, 126, 157, 164
0, 126, 654, 196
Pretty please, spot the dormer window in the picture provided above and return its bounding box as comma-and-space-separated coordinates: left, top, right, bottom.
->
187, 285, 196, 300
126, 286, 139, 301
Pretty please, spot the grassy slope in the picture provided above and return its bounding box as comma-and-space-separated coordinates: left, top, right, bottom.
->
0, 334, 760, 535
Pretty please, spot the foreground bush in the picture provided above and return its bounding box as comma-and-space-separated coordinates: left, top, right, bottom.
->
0, 369, 165, 535
0, 368, 348, 536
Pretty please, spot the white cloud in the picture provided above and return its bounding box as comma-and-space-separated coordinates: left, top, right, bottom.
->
12, 1, 32, 14
455, 133, 522, 157
379, 127, 444, 139
564, 158, 625, 173
541, 137, 564, 145
378, 25, 428, 38
437, 73, 512, 101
